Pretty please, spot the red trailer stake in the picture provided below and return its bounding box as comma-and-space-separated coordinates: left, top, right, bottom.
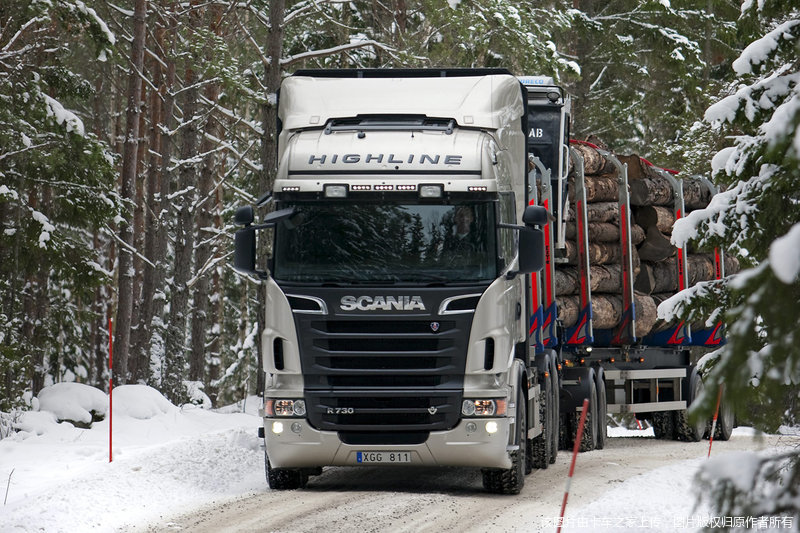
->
707, 385, 723, 458
557, 398, 590, 533
109, 318, 113, 463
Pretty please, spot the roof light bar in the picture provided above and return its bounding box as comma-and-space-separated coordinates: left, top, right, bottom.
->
282, 186, 301, 192
374, 184, 394, 191
350, 184, 371, 191
468, 186, 488, 192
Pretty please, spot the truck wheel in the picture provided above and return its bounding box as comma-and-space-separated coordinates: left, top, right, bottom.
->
265, 451, 308, 490
578, 378, 598, 453
482, 386, 526, 494
675, 369, 705, 442
594, 370, 607, 450
549, 358, 559, 464
714, 391, 735, 441
652, 412, 675, 440
529, 368, 551, 471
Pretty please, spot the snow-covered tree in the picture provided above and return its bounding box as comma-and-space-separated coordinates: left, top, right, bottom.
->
0, 0, 119, 408
561, 0, 740, 168
660, 0, 799, 521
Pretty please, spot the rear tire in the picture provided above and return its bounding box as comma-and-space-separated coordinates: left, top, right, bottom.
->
483, 386, 526, 494
594, 370, 607, 450
675, 369, 706, 442
549, 358, 560, 464
577, 378, 598, 452
266, 451, 308, 490
714, 391, 735, 441
652, 411, 675, 440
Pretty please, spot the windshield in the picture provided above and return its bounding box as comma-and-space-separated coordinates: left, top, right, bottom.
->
273, 202, 497, 284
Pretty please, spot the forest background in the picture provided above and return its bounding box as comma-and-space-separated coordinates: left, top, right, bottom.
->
0, 0, 797, 438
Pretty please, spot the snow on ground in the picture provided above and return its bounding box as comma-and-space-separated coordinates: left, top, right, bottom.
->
1, 385, 263, 532
1, 385, 796, 532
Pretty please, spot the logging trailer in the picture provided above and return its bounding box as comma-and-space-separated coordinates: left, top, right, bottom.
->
232, 68, 734, 494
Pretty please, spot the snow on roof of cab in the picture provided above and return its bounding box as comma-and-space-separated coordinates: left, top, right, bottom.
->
278, 74, 524, 132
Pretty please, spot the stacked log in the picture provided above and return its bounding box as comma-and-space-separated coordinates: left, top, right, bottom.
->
555, 141, 738, 339
557, 142, 655, 337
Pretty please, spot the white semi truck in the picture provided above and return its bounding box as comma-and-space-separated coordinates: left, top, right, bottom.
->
233, 68, 731, 494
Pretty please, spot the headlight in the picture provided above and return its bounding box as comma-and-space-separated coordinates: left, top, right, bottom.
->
461, 399, 506, 417
265, 398, 306, 417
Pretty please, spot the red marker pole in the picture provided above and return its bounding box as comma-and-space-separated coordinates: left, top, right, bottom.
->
108, 317, 113, 463
557, 398, 590, 533
707, 385, 723, 458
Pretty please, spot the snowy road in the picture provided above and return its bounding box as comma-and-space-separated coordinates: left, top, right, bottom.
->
148, 432, 796, 533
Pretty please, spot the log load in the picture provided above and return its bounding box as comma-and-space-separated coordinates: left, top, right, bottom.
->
552, 140, 732, 338
556, 292, 657, 337
634, 254, 742, 295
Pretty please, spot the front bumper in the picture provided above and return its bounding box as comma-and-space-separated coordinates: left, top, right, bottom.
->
264, 417, 513, 469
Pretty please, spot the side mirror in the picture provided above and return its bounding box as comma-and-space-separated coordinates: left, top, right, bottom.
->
522, 205, 548, 227
233, 227, 257, 275
518, 227, 545, 274
234, 205, 255, 226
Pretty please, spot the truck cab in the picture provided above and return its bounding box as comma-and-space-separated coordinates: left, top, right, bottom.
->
234, 69, 550, 493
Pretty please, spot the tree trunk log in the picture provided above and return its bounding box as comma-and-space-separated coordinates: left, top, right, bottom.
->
566, 221, 621, 242
555, 264, 626, 295
569, 174, 619, 203
629, 173, 674, 206
682, 178, 713, 210
635, 205, 675, 234
567, 202, 621, 224
631, 223, 646, 246
634, 292, 658, 337
572, 142, 615, 175
637, 226, 676, 262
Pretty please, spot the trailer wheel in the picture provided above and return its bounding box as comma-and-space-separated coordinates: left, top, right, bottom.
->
594, 369, 607, 450
578, 378, 598, 452
652, 412, 675, 440
530, 367, 552, 471
482, 386, 526, 494
266, 451, 308, 490
675, 369, 705, 442
714, 391, 735, 441
549, 358, 559, 464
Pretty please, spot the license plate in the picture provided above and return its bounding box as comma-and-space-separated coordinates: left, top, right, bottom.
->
356, 451, 412, 464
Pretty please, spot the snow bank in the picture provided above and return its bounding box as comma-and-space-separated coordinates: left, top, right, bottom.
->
1, 387, 262, 532
37, 382, 108, 425
113, 384, 177, 419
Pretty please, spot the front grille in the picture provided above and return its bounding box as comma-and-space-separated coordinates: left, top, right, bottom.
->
284, 287, 485, 435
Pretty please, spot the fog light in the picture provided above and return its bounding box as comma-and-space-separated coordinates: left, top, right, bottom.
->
324, 184, 348, 198
291, 422, 302, 434
272, 421, 284, 434
466, 422, 477, 434
485, 421, 499, 434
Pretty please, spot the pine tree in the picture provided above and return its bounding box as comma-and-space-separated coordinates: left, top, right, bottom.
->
0, 0, 119, 408
662, 0, 800, 521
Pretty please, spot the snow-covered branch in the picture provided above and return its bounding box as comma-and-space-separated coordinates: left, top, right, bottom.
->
280, 39, 397, 67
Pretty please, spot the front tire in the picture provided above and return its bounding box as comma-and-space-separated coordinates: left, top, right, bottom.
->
266, 451, 308, 490
483, 386, 526, 494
